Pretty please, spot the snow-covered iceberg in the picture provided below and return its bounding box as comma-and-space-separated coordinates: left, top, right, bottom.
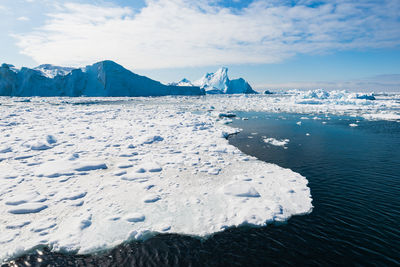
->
172, 67, 257, 94
0, 61, 205, 97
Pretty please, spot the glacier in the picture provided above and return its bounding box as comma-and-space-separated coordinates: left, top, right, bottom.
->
171, 67, 257, 94
0, 61, 205, 97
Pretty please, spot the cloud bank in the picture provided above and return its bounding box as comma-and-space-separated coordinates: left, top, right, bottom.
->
14, 0, 400, 69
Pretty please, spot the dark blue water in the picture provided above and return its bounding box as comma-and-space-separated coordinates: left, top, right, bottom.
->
4, 112, 400, 266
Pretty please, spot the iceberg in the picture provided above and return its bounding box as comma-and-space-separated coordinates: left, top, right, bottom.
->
172, 67, 257, 94
0, 61, 205, 97
168, 78, 194, 87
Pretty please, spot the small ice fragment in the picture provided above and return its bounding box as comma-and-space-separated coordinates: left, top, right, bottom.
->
6, 221, 31, 229
8, 203, 48, 214
30, 142, 51, 150
46, 135, 57, 144
219, 113, 236, 118
126, 213, 145, 222
263, 138, 289, 147
74, 163, 107, 172
0, 147, 12, 153
208, 168, 221, 175
140, 135, 164, 145
349, 123, 358, 127
143, 195, 161, 203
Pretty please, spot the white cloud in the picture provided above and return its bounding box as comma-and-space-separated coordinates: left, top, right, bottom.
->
14, 0, 400, 69
17, 16, 30, 21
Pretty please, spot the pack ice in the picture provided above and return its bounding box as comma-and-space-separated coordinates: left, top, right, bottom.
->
0, 97, 312, 261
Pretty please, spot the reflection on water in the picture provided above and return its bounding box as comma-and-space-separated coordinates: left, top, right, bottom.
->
4, 112, 400, 266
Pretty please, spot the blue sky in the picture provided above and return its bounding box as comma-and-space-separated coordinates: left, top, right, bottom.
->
1, 0, 400, 91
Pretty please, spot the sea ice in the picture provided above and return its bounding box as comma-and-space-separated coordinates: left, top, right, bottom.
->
5, 92, 398, 260
8, 203, 48, 214
264, 138, 290, 147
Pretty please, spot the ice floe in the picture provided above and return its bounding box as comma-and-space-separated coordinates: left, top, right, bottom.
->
2, 90, 399, 261
264, 138, 290, 147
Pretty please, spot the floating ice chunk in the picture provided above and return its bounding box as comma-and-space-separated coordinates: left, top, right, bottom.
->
117, 163, 134, 169
159, 224, 171, 231
263, 138, 290, 147
60, 191, 87, 201
5, 191, 42, 206
46, 135, 57, 144
125, 213, 146, 222
296, 121, 302, 126
29, 142, 52, 151
35, 159, 107, 178
355, 93, 375, 100
8, 203, 48, 214
30, 218, 57, 233
349, 123, 358, 127
0, 147, 12, 153
223, 182, 260, 198
143, 195, 161, 203
208, 168, 221, 175
79, 218, 92, 230
74, 163, 107, 172
136, 162, 162, 173
121, 173, 149, 182
138, 135, 164, 145
219, 113, 236, 118
6, 221, 31, 229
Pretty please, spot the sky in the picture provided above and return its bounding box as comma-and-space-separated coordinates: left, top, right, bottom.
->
0, 0, 400, 91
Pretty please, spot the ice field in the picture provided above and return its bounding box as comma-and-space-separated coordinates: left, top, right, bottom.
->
1, 90, 399, 261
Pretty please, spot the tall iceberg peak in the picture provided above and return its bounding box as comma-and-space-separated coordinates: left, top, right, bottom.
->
193, 67, 230, 93
182, 67, 257, 94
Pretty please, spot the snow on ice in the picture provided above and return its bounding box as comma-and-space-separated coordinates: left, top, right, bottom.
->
264, 138, 290, 147
1, 89, 399, 261
0, 96, 313, 261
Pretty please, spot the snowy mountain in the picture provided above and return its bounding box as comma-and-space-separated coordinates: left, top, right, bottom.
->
0, 61, 205, 97
173, 67, 257, 94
